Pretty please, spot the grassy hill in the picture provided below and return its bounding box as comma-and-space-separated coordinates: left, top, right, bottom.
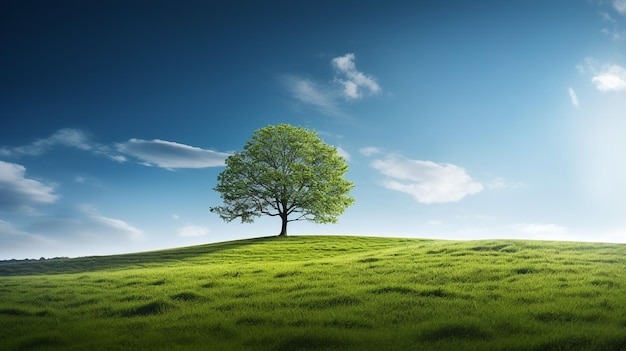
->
1, 235, 625, 351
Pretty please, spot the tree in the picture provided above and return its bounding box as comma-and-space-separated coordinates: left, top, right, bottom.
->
210, 124, 355, 236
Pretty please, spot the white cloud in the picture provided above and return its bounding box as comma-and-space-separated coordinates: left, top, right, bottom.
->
580, 58, 626, 91
600, 11, 617, 23
591, 64, 626, 92
0, 128, 128, 162
331, 53, 381, 100
89, 215, 144, 241
359, 146, 382, 156
282, 75, 344, 117
1, 205, 145, 258
370, 154, 483, 203
0, 128, 92, 157
0, 160, 58, 212
178, 225, 210, 237
116, 139, 229, 169
0, 219, 54, 259
568, 87, 580, 108
614, 0, 626, 14
598, 11, 626, 40
282, 53, 381, 117
335, 146, 351, 161
486, 177, 524, 190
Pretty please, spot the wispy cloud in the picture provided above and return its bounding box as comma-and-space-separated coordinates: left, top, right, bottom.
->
282, 53, 381, 117
31, 204, 144, 243
359, 146, 382, 156
486, 177, 525, 190
599, 10, 626, 40
89, 214, 144, 241
0, 128, 91, 157
1, 204, 145, 259
331, 53, 381, 100
0, 128, 125, 162
614, 0, 626, 14
0, 219, 54, 258
177, 225, 210, 237
0, 160, 58, 213
512, 223, 568, 237
282, 75, 344, 117
0, 128, 228, 169
116, 139, 229, 169
568, 87, 580, 108
370, 154, 483, 203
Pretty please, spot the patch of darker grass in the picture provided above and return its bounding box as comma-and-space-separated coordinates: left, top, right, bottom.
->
171, 291, 203, 301
236, 317, 269, 326
604, 335, 626, 350
274, 335, 343, 351
200, 281, 218, 289
590, 279, 619, 288
532, 335, 594, 351
420, 288, 454, 298
371, 286, 454, 298
0, 307, 51, 317
420, 323, 492, 341
534, 311, 580, 323
472, 244, 516, 253
222, 271, 242, 278
17, 335, 67, 351
300, 296, 361, 309
150, 279, 166, 286
65, 298, 100, 308
514, 267, 537, 275
371, 286, 418, 295
323, 319, 373, 329
119, 300, 171, 317
274, 270, 301, 278
358, 257, 381, 263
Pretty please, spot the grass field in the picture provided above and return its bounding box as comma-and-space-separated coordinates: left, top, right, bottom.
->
1, 235, 625, 351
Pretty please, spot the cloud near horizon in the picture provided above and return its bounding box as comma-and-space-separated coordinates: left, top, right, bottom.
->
177, 225, 210, 237
0, 204, 144, 259
116, 139, 229, 169
369, 154, 484, 203
512, 223, 568, 238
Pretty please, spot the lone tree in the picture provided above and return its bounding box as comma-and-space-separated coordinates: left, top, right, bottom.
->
210, 124, 355, 236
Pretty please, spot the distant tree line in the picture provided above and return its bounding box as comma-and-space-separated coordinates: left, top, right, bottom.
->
0, 257, 69, 264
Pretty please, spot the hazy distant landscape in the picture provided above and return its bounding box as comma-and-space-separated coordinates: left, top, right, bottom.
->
1, 236, 625, 351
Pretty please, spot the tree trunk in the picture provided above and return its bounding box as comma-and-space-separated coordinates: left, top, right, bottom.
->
279, 214, 288, 236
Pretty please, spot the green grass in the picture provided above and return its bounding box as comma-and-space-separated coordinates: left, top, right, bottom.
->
1, 235, 626, 350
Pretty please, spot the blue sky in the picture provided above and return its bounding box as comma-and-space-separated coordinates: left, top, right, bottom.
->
2, 0, 626, 259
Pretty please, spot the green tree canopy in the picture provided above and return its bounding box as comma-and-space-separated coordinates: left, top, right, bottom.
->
210, 124, 355, 236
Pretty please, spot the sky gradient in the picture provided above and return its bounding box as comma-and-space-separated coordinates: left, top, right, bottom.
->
2, 0, 626, 259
